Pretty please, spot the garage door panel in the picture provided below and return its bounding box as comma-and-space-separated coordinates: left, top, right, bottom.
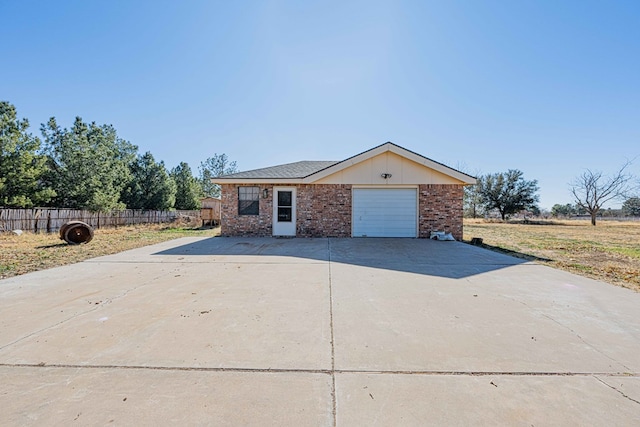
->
352, 189, 417, 238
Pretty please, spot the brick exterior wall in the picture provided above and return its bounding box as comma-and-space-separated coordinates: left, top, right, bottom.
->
220, 184, 273, 236
220, 184, 352, 237
297, 184, 351, 237
418, 184, 464, 240
221, 183, 464, 239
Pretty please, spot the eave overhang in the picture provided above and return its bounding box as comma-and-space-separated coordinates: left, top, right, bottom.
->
212, 142, 477, 185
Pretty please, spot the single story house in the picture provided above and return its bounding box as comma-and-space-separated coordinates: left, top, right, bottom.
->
213, 142, 476, 239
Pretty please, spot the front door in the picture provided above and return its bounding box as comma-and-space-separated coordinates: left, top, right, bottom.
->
272, 187, 296, 236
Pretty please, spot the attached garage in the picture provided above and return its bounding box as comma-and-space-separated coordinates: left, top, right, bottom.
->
214, 142, 476, 239
352, 188, 417, 237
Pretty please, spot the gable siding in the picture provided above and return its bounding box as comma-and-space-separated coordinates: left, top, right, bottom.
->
314, 152, 463, 185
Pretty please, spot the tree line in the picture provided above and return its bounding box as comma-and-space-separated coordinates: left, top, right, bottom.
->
5, 99, 636, 223
0, 101, 237, 211
551, 199, 640, 219
464, 164, 638, 226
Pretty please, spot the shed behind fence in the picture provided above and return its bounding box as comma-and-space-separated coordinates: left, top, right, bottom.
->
200, 197, 221, 226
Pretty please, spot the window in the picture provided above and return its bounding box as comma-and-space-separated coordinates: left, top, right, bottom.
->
277, 191, 292, 222
238, 187, 259, 215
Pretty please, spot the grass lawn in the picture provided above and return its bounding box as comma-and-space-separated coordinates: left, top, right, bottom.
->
463, 219, 640, 292
0, 224, 219, 280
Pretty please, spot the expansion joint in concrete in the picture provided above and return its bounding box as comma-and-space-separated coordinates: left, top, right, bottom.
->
0, 363, 637, 379
327, 238, 337, 427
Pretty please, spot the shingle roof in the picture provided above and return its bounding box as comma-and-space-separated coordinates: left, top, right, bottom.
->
213, 142, 477, 184
218, 160, 339, 179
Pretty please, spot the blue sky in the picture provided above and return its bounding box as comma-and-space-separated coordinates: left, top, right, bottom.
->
2, 0, 639, 209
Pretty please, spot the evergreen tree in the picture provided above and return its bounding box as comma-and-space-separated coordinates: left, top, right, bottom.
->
122, 152, 176, 210
551, 203, 576, 218
622, 197, 640, 217
171, 162, 201, 210
0, 101, 54, 207
477, 170, 539, 220
199, 153, 238, 198
41, 117, 137, 211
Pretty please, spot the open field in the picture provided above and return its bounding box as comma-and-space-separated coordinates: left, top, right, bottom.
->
0, 225, 219, 280
463, 219, 640, 292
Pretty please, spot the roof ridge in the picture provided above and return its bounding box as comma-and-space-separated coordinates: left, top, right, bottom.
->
214, 142, 476, 183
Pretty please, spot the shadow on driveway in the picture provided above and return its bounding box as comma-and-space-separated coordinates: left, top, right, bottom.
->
153, 237, 529, 279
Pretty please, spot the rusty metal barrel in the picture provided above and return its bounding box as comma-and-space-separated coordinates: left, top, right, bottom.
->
59, 221, 94, 244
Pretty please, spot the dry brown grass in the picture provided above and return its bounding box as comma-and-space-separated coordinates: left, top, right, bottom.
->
0, 224, 219, 280
4, 219, 638, 292
463, 219, 640, 292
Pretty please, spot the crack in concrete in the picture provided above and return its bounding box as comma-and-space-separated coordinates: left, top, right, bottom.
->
0, 268, 182, 352
594, 375, 640, 406
507, 296, 633, 372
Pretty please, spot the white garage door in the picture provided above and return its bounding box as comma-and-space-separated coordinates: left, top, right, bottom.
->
352, 188, 417, 237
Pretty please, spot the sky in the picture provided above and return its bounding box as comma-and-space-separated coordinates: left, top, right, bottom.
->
1, 0, 639, 209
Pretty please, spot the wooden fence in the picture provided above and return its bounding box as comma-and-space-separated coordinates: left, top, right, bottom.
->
0, 208, 201, 233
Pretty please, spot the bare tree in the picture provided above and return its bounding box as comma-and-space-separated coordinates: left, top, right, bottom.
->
457, 165, 482, 218
570, 161, 634, 226
463, 182, 483, 218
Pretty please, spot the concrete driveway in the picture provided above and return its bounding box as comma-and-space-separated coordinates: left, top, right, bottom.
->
1, 237, 639, 426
